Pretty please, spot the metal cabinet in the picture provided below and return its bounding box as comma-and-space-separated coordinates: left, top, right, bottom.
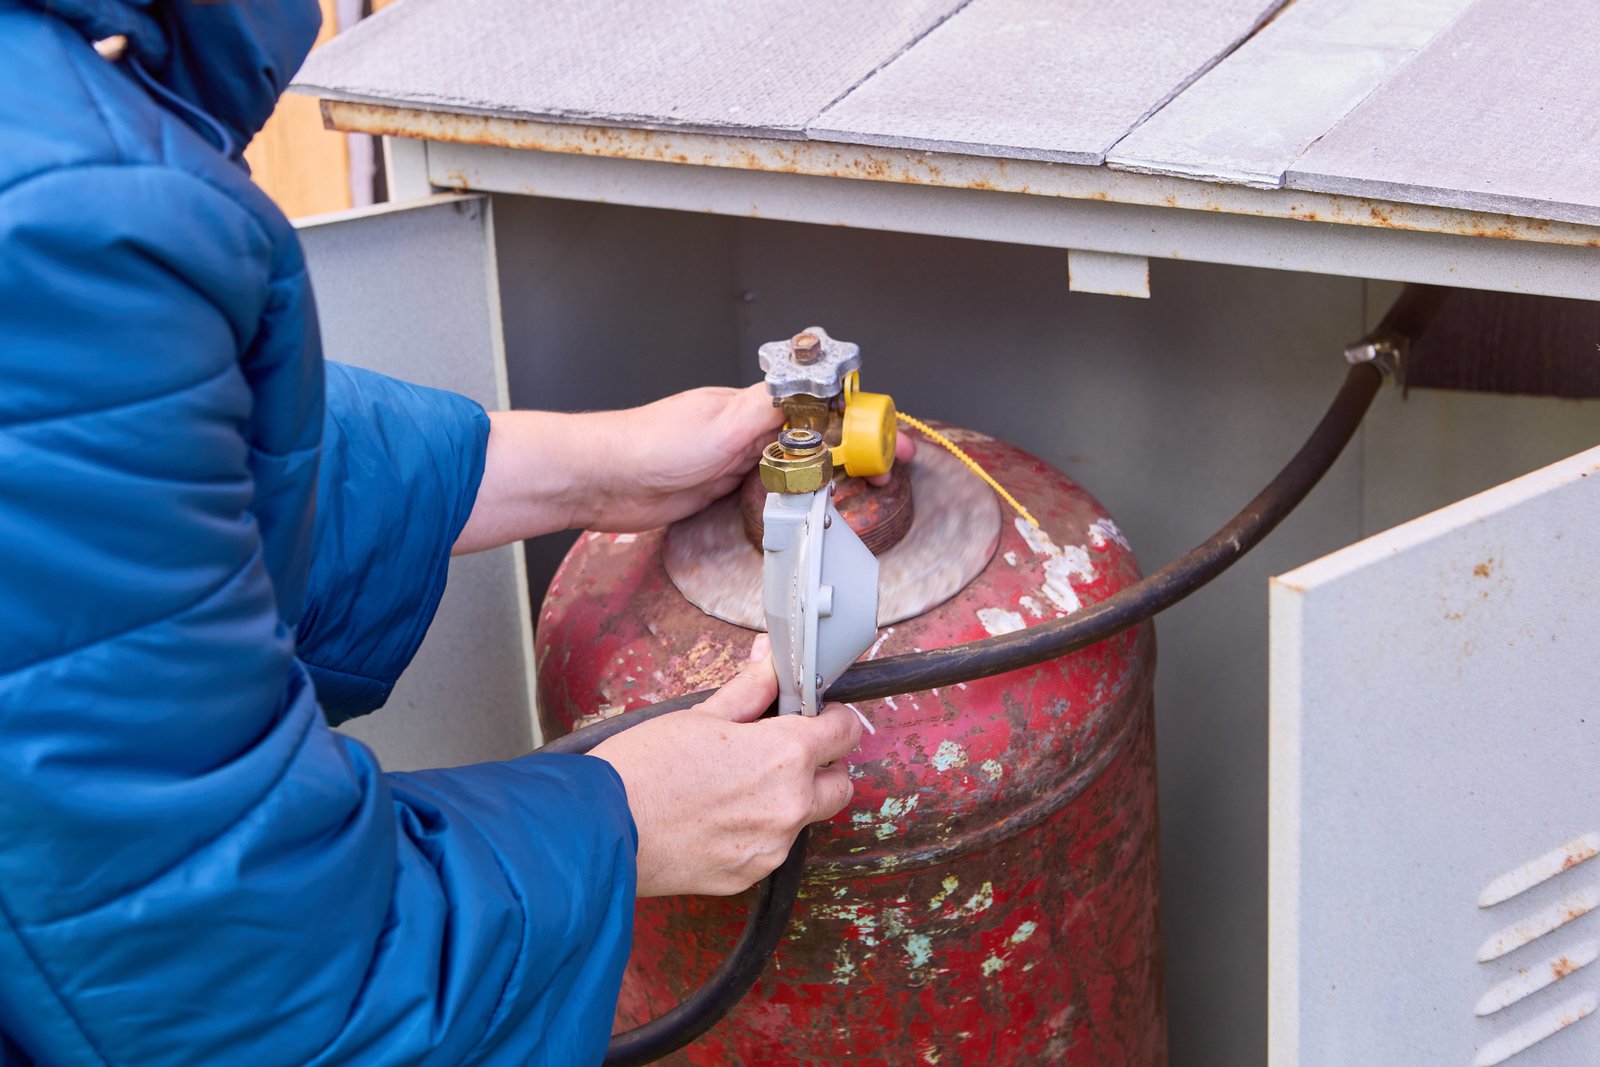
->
290, 0, 1600, 1057
297, 180, 1600, 1065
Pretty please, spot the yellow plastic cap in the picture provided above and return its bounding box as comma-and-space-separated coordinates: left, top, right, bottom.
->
836, 390, 898, 478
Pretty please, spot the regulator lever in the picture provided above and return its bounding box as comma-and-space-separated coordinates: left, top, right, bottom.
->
758, 431, 880, 715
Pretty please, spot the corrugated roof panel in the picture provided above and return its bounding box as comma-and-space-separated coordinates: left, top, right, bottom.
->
809, 0, 1287, 165
295, 0, 967, 137
1107, 0, 1477, 187
1285, 0, 1600, 226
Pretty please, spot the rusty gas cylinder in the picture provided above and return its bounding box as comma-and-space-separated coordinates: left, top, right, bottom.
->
536, 423, 1166, 1065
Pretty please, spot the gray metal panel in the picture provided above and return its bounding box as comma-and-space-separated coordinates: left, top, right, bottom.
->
1271, 445, 1600, 1066
1360, 391, 1600, 540
428, 140, 1600, 301
811, 0, 1287, 164
1107, 0, 1474, 187
1286, 0, 1600, 226
485, 193, 748, 607
294, 0, 965, 137
297, 195, 538, 770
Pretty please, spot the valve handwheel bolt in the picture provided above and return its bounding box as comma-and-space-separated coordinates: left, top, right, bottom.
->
790, 332, 822, 365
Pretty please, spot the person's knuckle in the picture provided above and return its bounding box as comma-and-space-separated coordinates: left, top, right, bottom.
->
834, 774, 856, 808
775, 729, 811, 769
709, 874, 747, 897
778, 790, 812, 830
814, 777, 850, 819
840, 712, 863, 745
756, 844, 789, 878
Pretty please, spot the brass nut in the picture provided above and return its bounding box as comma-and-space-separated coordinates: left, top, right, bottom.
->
759, 441, 833, 493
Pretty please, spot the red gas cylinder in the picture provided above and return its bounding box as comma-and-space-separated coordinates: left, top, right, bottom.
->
536, 423, 1165, 1065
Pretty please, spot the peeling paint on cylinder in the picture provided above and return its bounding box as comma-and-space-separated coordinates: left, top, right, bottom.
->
537, 426, 1166, 1065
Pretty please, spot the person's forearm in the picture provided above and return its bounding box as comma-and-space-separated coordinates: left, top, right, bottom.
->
453, 384, 790, 554
453, 409, 600, 554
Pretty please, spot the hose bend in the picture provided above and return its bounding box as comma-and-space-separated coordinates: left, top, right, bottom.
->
603, 829, 809, 1067
540, 285, 1443, 1065
546, 361, 1384, 755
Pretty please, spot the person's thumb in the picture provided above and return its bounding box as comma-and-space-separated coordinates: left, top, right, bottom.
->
699, 651, 778, 723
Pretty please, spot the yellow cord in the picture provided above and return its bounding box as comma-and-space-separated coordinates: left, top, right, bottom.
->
842, 372, 1040, 528
896, 411, 1041, 528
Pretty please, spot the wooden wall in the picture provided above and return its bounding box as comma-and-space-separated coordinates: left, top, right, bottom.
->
246, 0, 385, 219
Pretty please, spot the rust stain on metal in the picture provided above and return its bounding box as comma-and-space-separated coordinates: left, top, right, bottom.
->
739, 466, 914, 557
1562, 840, 1599, 871
319, 100, 1600, 249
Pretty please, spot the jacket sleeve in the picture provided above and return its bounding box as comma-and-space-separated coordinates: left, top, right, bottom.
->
296, 360, 490, 722
0, 165, 635, 1067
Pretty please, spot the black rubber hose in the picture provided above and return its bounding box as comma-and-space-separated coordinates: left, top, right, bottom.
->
555, 361, 1379, 1065
543, 285, 1440, 1064
546, 360, 1385, 756
828, 358, 1384, 701
602, 829, 809, 1067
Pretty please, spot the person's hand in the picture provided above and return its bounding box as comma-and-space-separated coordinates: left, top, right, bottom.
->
576, 383, 783, 532
578, 384, 918, 532
590, 639, 864, 897
454, 384, 916, 553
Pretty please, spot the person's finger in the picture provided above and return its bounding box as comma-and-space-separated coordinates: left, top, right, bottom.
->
894, 430, 917, 463
706, 472, 744, 500
749, 633, 771, 661
863, 430, 919, 486
732, 382, 785, 438
800, 703, 865, 765
697, 652, 778, 722
809, 763, 855, 823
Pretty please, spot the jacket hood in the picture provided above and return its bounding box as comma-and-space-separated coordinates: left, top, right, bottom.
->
27, 0, 321, 147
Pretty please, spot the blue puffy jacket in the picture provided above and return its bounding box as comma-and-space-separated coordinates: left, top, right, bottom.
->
0, 2, 636, 1064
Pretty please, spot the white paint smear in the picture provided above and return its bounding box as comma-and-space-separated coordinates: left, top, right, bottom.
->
1041, 556, 1084, 614
931, 739, 968, 771
854, 794, 919, 840
976, 607, 1026, 636
1015, 517, 1056, 557
1014, 516, 1095, 615
1088, 518, 1131, 550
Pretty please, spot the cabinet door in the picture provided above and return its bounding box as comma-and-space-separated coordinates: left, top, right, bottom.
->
297, 194, 537, 770
1271, 445, 1600, 1066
